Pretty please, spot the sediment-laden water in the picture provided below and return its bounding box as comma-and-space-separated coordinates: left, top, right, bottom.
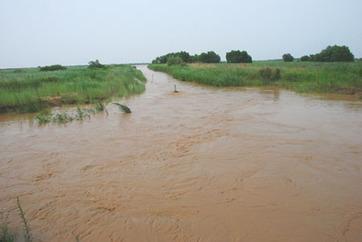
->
1, 66, 362, 242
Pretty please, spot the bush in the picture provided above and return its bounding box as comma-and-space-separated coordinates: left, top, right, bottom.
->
309, 45, 354, 62
152, 51, 191, 64
198, 51, 221, 63
167, 56, 185, 66
88, 59, 105, 68
300, 55, 311, 62
259, 68, 281, 82
226, 50, 252, 63
39, 65, 66, 71
282, 53, 294, 62
152, 51, 221, 64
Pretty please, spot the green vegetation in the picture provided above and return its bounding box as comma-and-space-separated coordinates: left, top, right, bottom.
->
0, 64, 146, 113
0, 197, 32, 242
282, 53, 294, 62
198, 51, 221, 63
88, 59, 105, 69
302, 45, 354, 62
39, 65, 66, 72
152, 51, 221, 64
259, 67, 281, 83
226, 50, 252, 63
16, 197, 32, 242
149, 61, 362, 97
0, 224, 16, 242
1, 198, 81, 242
152, 51, 192, 64
300, 55, 311, 62
34, 103, 110, 125
167, 56, 185, 66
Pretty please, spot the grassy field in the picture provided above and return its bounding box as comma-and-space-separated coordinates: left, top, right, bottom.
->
149, 61, 362, 98
0, 65, 146, 113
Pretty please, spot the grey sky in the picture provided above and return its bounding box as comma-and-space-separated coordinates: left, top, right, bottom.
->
1, 0, 361, 68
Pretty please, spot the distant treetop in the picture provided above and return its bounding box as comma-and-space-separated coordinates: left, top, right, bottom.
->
282, 53, 294, 62
152, 51, 221, 64
39, 64, 66, 71
226, 50, 252, 63
300, 45, 355, 62
88, 59, 105, 68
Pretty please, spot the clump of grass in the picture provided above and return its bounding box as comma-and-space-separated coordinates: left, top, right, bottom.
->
75, 107, 90, 121
35, 110, 52, 125
259, 67, 281, 83
52, 112, 74, 124
1, 199, 83, 242
16, 197, 32, 242
0, 206, 17, 242
95, 102, 108, 116
0, 225, 16, 242
34, 102, 109, 125
95, 102, 105, 112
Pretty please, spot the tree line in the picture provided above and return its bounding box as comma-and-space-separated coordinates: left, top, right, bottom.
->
152, 50, 253, 65
283, 45, 354, 62
152, 45, 355, 65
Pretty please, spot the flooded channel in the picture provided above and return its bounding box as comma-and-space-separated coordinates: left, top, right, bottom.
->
1, 65, 362, 242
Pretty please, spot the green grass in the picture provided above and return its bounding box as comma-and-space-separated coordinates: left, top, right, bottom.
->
149, 61, 362, 97
0, 65, 146, 113
34, 104, 111, 125
0, 224, 16, 242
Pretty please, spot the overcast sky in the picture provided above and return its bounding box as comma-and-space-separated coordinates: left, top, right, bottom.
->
1, 0, 361, 68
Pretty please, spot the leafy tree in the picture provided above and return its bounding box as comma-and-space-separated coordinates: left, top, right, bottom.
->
39, 65, 66, 71
152, 51, 191, 64
88, 59, 105, 68
300, 55, 311, 62
282, 53, 294, 62
198, 51, 221, 63
152, 51, 220, 64
191, 54, 200, 63
310, 45, 354, 62
226, 50, 252, 63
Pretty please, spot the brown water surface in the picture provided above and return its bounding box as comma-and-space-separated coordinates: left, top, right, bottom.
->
1, 66, 362, 242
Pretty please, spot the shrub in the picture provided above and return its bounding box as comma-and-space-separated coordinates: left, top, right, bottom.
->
167, 56, 185, 66
198, 51, 221, 63
309, 45, 354, 62
88, 59, 105, 68
282, 53, 294, 62
226, 50, 252, 63
152, 51, 221, 64
152, 51, 191, 64
259, 68, 281, 82
300, 55, 311, 62
39, 65, 66, 71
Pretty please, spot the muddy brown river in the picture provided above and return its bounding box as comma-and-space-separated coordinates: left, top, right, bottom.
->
1, 66, 362, 242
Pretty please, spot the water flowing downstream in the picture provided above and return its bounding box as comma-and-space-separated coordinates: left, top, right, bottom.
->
1, 65, 362, 242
